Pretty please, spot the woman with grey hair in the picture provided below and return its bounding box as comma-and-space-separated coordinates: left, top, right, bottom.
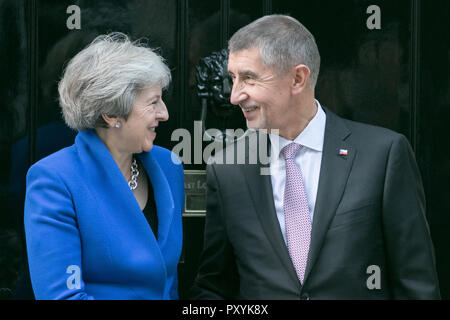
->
24, 33, 184, 300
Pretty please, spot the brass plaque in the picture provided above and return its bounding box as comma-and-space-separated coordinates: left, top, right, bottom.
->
184, 170, 207, 216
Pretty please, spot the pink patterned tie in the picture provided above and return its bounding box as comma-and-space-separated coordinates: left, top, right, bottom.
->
282, 142, 311, 284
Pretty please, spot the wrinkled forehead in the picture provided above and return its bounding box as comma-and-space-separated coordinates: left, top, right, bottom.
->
228, 47, 266, 73
228, 48, 281, 81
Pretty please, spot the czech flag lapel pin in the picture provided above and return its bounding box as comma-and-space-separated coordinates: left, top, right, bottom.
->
339, 149, 348, 157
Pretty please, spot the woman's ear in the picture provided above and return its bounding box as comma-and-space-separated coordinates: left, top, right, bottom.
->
101, 114, 119, 128
291, 64, 311, 95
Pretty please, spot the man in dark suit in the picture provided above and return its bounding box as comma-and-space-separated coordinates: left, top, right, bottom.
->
190, 14, 440, 299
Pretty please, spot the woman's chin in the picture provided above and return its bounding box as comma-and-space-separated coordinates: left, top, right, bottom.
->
142, 141, 154, 152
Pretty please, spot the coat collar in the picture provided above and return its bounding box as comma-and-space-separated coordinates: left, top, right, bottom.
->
136, 150, 175, 247
74, 129, 175, 248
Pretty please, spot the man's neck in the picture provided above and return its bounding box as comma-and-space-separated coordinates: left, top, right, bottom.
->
273, 99, 318, 141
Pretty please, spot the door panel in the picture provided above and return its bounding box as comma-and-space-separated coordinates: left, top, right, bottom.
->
420, 0, 450, 299
273, 0, 412, 136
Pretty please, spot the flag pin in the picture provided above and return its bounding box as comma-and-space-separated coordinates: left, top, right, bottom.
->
339, 149, 348, 156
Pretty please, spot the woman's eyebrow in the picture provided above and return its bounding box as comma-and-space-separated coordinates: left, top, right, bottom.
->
145, 95, 160, 103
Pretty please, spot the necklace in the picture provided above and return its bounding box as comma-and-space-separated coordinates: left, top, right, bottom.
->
128, 158, 139, 190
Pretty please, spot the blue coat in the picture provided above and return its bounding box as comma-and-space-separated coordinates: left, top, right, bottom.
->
24, 129, 184, 300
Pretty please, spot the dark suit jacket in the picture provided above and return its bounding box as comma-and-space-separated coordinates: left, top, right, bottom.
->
190, 107, 440, 299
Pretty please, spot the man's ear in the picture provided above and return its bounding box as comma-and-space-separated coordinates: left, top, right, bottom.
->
101, 114, 119, 128
291, 64, 310, 95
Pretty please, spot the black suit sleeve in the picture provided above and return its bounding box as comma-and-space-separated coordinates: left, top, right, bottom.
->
382, 134, 440, 299
189, 164, 239, 299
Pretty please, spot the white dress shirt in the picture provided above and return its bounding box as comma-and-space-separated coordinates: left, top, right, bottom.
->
268, 100, 326, 245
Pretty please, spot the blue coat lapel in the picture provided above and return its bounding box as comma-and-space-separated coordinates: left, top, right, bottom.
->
137, 151, 175, 247
74, 129, 175, 250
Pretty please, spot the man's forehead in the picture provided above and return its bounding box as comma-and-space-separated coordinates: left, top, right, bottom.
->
228, 47, 261, 62
227, 48, 264, 74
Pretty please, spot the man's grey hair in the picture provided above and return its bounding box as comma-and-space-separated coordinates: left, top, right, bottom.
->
58, 32, 171, 130
228, 14, 320, 89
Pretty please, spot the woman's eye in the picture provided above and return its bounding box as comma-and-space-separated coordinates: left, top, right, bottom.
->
148, 99, 159, 107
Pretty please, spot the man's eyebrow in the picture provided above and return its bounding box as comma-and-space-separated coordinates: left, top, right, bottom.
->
228, 70, 260, 79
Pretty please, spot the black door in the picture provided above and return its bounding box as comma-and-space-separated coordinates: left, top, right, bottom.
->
0, 0, 449, 299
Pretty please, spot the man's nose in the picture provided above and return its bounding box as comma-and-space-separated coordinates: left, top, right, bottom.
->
230, 81, 248, 105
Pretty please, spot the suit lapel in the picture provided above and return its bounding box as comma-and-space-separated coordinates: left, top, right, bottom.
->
240, 131, 300, 286
302, 109, 356, 284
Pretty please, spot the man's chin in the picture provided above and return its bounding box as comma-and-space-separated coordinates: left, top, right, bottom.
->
246, 119, 263, 130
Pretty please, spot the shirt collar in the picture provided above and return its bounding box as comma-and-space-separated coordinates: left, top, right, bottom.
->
269, 99, 326, 161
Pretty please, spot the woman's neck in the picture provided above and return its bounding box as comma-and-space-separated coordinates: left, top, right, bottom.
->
95, 128, 133, 180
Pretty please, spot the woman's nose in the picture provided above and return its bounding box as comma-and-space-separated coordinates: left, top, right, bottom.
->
156, 101, 169, 121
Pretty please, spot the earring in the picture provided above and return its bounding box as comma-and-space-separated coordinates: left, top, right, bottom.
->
114, 122, 121, 128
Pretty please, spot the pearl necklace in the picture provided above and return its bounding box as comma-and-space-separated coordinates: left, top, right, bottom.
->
128, 158, 139, 190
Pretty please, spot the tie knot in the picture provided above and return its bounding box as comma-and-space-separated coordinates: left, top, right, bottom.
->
281, 142, 302, 160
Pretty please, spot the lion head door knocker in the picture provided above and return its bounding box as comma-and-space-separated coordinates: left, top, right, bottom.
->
196, 49, 247, 143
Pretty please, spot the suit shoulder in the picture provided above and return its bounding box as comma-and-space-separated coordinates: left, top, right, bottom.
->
341, 117, 405, 147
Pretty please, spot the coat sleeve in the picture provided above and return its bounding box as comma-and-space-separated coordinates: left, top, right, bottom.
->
382, 134, 440, 299
189, 164, 239, 299
24, 163, 94, 300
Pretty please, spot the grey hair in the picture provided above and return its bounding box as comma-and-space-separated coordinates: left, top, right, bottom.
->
58, 32, 171, 130
228, 14, 320, 89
